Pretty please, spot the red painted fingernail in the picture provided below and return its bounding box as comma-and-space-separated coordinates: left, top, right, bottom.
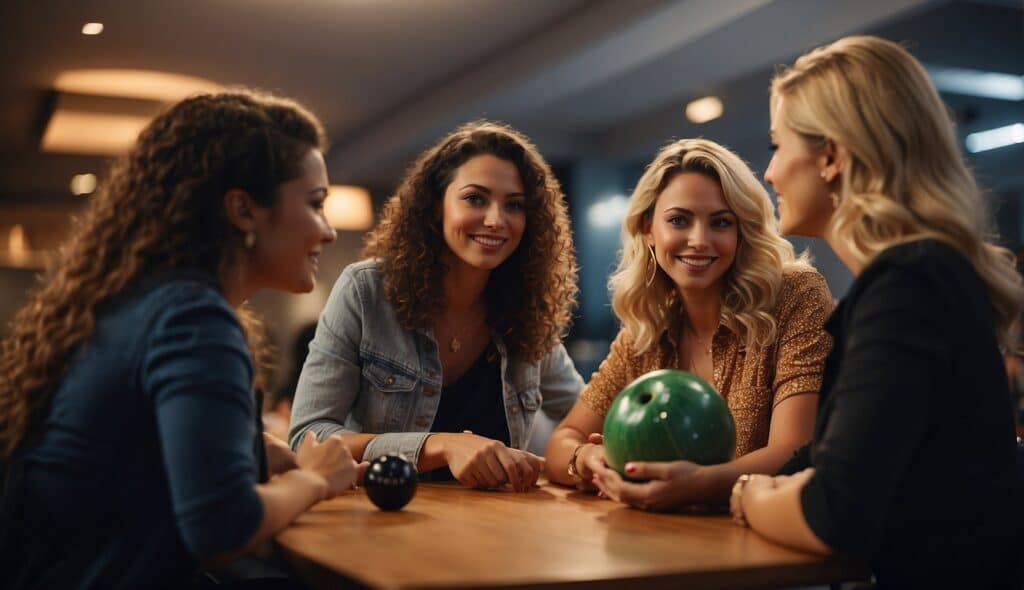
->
625, 464, 636, 473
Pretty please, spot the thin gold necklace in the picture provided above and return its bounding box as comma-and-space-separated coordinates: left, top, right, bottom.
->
443, 308, 485, 353
684, 323, 714, 369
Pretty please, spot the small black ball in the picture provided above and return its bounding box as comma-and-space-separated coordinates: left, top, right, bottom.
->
364, 454, 417, 511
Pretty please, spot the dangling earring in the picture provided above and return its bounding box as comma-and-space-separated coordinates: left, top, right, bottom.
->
645, 244, 658, 287
244, 232, 256, 249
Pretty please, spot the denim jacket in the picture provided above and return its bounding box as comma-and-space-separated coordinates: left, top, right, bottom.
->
288, 260, 584, 465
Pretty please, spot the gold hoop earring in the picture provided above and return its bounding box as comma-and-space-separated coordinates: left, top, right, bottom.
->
645, 244, 658, 287
244, 232, 256, 249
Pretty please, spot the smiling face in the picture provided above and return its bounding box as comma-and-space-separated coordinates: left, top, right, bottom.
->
440, 154, 527, 274
250, 148, 337, 293
644, 172, 738, 297
764, 97, 835, 238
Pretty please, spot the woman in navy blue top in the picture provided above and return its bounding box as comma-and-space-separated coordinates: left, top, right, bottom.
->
728, 36, 1023, 588
0, 91, 361, 588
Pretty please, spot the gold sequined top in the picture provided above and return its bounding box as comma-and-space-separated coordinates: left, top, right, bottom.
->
581, 268, 833, 458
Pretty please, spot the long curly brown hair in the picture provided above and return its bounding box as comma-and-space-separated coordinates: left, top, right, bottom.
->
362, 120, 578, 363
0, 90, 326, 460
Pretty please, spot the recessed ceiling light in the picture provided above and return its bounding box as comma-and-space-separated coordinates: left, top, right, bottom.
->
82, 22, 104, 36
685, 96, 723, 124
927, 65, 1024, 101
70, 173, 98, 196
965, 123, 1024, 154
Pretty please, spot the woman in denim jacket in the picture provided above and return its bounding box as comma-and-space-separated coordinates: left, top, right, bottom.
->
290, 121, 583, 491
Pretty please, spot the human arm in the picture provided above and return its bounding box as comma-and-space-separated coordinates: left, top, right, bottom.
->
417, 433, 544, 491
545, 330, 635, 488
769, 269, 831, 413
537, 343, 585, 420
732, 469, 832, 554
263, 432, 297, 476
592, 393, 817, 508
545, 401, 608, 488
144, 289, 360, 567
604, 270, 827, 507
209, 432, 363, 567
287, 267, 434, 465
743, 263, 946, 555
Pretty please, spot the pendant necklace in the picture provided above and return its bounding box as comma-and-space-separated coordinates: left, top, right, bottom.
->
445, 309, 485, 353
685, 324, 714, 370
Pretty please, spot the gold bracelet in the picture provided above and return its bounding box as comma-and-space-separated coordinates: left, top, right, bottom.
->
567, 443, 587, 482
729, 474, 752, 527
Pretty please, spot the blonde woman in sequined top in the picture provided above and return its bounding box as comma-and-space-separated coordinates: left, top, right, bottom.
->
545, 138, 833, 509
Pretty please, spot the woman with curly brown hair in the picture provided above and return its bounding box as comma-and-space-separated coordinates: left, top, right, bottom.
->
0, 91, 361, 588
289, 120, 583, 491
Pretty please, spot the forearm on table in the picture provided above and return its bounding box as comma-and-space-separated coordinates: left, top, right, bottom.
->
417, 433, 464, 473
203, 469, 327, 568
339, 432, 376, 461
544, 427, 587, 485
700, 444, 803, 502
743, 472, 832, 555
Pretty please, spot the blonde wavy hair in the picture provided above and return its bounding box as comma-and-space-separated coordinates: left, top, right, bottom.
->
611, 138, 810, 354
0, 90, 324, 460
363, 120, 578, 362
772, 35, 1023, 351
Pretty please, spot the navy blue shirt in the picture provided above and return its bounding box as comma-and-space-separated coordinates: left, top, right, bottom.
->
18, 276, 264, 589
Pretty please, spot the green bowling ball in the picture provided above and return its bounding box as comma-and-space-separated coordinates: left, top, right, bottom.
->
602, 369, 736, 475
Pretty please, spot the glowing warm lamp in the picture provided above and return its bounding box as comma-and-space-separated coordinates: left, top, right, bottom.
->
325, 185, 373, 230
8, 225, 28, 265
54, 69, 223, 102
70, 173, 98, 196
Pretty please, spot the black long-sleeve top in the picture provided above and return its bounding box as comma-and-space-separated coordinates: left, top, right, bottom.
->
781, 239, 1022, 588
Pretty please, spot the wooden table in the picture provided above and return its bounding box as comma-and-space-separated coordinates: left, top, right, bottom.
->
276, 482, 867, 589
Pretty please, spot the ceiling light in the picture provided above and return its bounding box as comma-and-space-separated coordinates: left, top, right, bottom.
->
54, 69, 223, 103
42, 110, 152, 155
41, 93, 163, 155
927, 65, 1024, 101
325, 186, 374, 230
70, 173, 98, 196
685, 96, 723, 124
81, 22, 104, 36
965, 123, 1024, 154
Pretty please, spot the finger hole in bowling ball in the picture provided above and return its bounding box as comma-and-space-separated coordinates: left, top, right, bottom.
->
638, 393, 653, 405
364, 454, 417, 511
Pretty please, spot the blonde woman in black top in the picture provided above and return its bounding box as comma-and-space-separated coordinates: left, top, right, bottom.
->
730, 36, 1023, 588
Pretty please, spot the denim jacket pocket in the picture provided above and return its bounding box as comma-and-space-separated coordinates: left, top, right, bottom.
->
361, 359, 420, 432
363, 360, 418, 394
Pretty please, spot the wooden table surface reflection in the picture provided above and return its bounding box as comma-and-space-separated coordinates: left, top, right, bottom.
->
275, 481, 867, 589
